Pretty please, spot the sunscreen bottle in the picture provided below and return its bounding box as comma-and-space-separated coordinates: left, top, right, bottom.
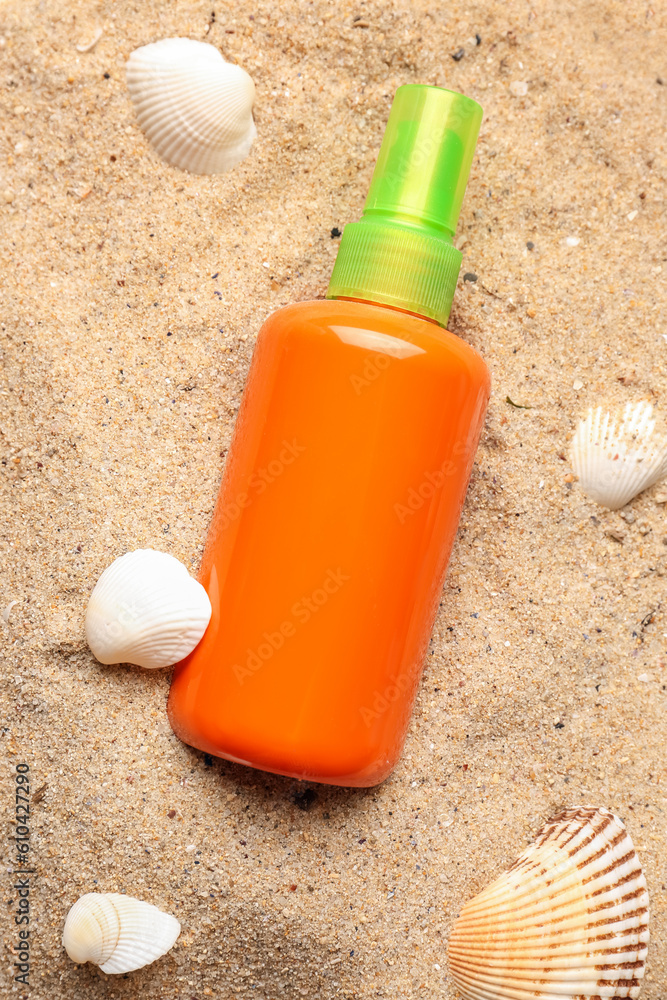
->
168, 85, 489, 786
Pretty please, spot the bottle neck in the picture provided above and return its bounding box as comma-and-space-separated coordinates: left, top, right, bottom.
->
336, 296, 444, 327
326, 218, 462, 328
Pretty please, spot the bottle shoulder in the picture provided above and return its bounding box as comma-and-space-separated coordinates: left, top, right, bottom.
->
259, 298, 489, 384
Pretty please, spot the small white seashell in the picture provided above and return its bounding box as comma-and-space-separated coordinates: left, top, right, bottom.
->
570, 401, 667, 509
85, 549, 211, 669
126, 38, 256, 174
76, 27, 103, 53
3, 600, 18, 622
63, 892, 180, 974
509, 80, 528, 97
448, 806, 649, 1000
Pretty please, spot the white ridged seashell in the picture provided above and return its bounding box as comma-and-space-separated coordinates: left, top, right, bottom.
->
126, 38, 256, 174
570, 402, 667, 509
85, 549, 211, 669
63, 892, 180, 974
447, 806, 650, 1000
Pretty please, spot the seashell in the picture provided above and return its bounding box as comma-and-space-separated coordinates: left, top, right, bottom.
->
63, 892, 180, 974
86, 549, 211, 669
126, 38, 256, 174
447, 806, 649, 1000
76, 27, 103, 53
570, 401, 667, 509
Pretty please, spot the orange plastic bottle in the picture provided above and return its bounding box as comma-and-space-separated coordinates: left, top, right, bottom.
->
168, 85, 489, 786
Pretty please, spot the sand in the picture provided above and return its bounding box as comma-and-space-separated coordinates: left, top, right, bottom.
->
0, 0, 665, 997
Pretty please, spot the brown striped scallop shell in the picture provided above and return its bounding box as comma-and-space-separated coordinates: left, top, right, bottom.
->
447, 806, 649, 1000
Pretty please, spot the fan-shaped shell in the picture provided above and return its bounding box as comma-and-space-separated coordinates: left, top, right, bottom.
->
85, 549, 211, 669
63, 892, 181, 974
447, 806, 649, 1000
126, 37, 256, 174
570, 402, 667, 509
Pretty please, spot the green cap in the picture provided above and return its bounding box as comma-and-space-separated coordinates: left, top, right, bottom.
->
326, 85, 482, 327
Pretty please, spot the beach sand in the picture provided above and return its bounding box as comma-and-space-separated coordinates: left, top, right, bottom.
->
0, 0, 665, 996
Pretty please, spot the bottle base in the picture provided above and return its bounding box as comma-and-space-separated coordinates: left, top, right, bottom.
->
167, 703, 396, 788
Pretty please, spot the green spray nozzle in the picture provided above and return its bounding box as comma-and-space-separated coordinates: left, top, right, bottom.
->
365, 85, 482, 238
327, 85, 483, 326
